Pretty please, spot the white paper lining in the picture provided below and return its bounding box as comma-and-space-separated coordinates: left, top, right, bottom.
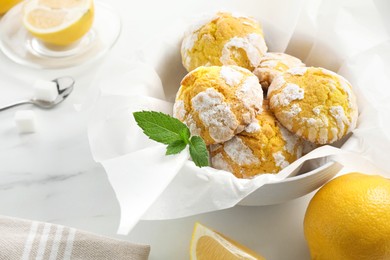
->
85, 0, 390, 234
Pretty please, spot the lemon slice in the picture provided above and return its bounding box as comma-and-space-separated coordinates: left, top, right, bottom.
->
23, 0, 94, 46
190, 222, 265, 260
0, 0, 23, 14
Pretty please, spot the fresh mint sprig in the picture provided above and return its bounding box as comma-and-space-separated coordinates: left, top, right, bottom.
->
133, 111, 209, 167
188, 136, 209, 167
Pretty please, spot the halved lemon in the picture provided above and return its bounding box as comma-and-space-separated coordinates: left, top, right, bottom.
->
190, 222, 265, 260
23, 0, 94, 46
0, 0, 23, 15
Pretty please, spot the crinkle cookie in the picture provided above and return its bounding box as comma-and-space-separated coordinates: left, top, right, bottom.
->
173, 65, 263, 145
253, 52, 305, 90
210, 101, 303, 178
267, 67, 359, 144
181, 12, 267, 72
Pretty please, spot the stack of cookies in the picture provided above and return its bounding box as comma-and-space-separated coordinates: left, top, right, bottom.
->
174, 12, 358, 179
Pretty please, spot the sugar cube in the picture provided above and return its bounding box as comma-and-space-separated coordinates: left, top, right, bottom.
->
33, 80, 58, 102
14, 110, 36, 133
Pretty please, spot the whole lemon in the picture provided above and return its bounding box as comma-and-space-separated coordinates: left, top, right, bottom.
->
304, 172, 390, 260
0, 0, 23, 15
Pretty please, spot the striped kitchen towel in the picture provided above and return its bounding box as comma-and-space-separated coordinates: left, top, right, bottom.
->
0, 215, 150, 260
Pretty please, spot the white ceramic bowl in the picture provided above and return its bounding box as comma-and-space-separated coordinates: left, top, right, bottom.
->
138, 22, 346, 207
238, 161, 342, 206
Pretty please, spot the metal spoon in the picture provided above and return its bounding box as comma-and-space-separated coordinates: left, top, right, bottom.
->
0, 76, 75, 111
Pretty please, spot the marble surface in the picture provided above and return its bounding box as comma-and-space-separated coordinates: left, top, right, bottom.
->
0, 0, 389, 259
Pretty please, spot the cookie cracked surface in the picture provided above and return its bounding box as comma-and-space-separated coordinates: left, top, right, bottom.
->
267, 67, 358, 144
173, 65, 263, 145
181, 12, 267, 72
253, 52, 305, 90
210, 101, 303, 178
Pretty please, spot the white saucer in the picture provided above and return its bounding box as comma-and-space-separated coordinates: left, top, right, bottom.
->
0, 0, 121, 69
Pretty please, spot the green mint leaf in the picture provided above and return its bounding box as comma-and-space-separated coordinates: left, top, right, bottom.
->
133, 111, 210, 168
189, 136, 209, 167
166, 140, 187, 155
133, 111, 190, 145
179, 128, 191, 144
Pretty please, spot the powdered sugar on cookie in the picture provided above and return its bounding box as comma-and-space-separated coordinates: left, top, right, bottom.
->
270, 83, 304, 107
192, 88, 238, 143
220, 33, 267, 68
220, 66, 244, 87
224, 136, 259, 165
236, 75, 263, 112
273, 151, 289, 169
211, 153, 233, 172
173, 100, 186, 121
287, 67, 307, 76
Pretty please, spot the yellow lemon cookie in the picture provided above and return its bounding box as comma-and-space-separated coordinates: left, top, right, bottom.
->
253, 52, 305, 90
173, 65, 263, 145
267, 67, 359, 144
181, 12, 267, 72
210, 101, 303, 178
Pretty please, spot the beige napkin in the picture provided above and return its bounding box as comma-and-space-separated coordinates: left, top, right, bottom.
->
0, 216, 150, 260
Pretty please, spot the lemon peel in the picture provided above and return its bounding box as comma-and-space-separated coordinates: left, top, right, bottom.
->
304, 172, 390, 260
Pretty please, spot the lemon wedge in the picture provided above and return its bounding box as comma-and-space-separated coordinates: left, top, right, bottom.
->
23, 0, 94, 46
0, 0, 23, 15
190, 222, 265, 260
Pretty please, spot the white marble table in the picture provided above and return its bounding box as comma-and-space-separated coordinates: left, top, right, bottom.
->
1, 0, 389, 259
